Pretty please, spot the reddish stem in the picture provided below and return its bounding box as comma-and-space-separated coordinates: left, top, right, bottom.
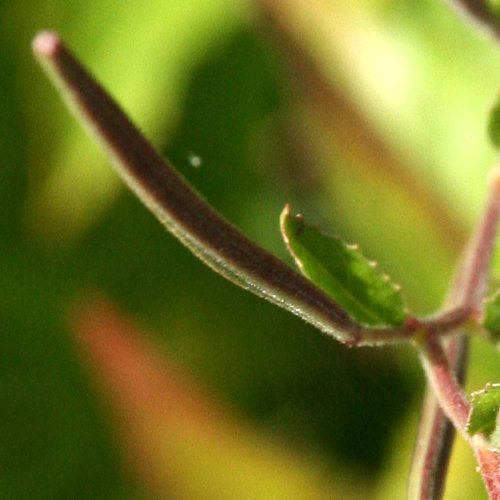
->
420, 334, 500, 498
407, 306, 474, 336
408, 335, 468, 500
474, 436, 500, 500
410, 166, 500, 498
454, 167, 500, 310
419, 335, 469, 435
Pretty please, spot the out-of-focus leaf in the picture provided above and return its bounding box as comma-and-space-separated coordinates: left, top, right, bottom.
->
489, 96, 500, 149
280, 206, 407, 327
467, 383, 500, 439
72, 298, 354, 500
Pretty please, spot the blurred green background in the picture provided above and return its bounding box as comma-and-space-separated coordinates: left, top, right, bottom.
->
2, 0, 500, 498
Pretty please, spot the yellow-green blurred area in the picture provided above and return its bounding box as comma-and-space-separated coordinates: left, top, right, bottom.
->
1, 0, 500, 498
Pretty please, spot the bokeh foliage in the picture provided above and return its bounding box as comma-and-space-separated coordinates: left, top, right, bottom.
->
2, 0, 500, 498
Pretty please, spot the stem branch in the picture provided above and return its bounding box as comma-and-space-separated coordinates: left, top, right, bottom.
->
419, 335, 500, 498
408, 335, 468, 500
453, 166, 500, 310
418, 335, 469, 437
409, 165, 500, 498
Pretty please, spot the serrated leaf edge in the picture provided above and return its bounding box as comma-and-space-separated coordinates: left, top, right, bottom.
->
280, 205, 408, 327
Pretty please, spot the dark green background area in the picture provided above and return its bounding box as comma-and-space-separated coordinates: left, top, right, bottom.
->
1, 1, 499, 498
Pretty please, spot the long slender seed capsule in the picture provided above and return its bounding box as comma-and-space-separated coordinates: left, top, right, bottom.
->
32, 31, 369, 344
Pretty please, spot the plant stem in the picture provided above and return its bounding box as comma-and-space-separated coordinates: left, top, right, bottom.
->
411, 165, 500, 340
408, 336, 468, 500
474, 436, 500, 499
453, 166, 500, 310
419, 335, 469, 437
410, 165, 500, 498
419, 335, 500, 499
408, 306, 474, 336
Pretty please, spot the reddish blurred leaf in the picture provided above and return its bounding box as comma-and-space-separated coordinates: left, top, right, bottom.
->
71, 298, 360, 499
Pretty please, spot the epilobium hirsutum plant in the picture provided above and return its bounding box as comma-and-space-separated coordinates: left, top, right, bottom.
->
32, 4, 500, 497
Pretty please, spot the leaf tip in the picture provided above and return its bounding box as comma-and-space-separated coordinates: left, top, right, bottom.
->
280, 204, 305, 238
280, 204, 290, 239
32, 31, 62, 58
280, 203, 291, 222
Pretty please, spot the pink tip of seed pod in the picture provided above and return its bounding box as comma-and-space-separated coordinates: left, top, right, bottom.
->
32, 31, 62, 57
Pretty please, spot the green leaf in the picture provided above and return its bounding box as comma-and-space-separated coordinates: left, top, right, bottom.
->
488, 95, 500, 149
467, 383, 500, 439
280, 206, 407, 327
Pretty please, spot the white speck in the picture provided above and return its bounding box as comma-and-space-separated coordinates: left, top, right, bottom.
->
187, 152, 202, 168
